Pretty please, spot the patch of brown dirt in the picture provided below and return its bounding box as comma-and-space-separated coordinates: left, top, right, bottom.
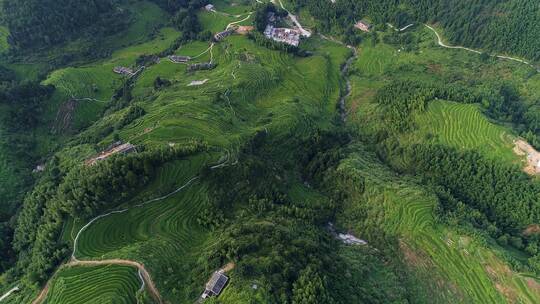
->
427, 63, 443, 74
222, 262, 236, 272
526, 278, 540, 292
399, 240, 430, 269
399, 239, 464, 301
523, 224, 540, 236
495, 283, 518, 304
513, 139, 540, 175
348, 99, 359, 117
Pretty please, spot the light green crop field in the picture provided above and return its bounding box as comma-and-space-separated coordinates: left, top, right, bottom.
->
38, 7, 350, 300
342, 25, 540, 303
412, 100, 517, 163
212, 0, 253, 15
44, 265, 141, 304
336, 147, 540, 303
0, 26, 9, 54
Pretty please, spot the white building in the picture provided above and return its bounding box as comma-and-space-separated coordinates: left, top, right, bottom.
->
264, 25, 301, 47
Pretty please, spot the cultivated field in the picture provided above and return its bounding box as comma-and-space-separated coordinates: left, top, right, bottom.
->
44, 265, 142, 304
414, 100, 517, 163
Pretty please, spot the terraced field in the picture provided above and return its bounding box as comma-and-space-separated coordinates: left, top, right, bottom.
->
44, 265, 141, 304
414, 100, 517, 163
336, 147, 540, 303
355, 44, 395, 77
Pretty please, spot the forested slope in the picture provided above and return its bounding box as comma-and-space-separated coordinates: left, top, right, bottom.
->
2, 0, 127, 49
1, 1, 540, 303
292, 0, 540, 61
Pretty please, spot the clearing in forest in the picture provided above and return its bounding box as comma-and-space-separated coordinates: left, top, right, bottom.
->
413, 100, 517, 163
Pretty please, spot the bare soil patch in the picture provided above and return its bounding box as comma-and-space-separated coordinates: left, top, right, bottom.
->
523, 224, 540, 236
513, 139, 540, 175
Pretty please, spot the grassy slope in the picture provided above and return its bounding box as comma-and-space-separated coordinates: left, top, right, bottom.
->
344, 25, 540, 303
25, 4, 349, 303
44, 265, 141, 304
335, 147, 540, 303
412, 100, 516, 163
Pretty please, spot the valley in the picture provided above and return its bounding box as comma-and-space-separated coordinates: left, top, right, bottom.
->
0, 0, 540, 303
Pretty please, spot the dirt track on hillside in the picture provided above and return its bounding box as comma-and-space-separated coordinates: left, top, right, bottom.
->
514, 139, 540, 175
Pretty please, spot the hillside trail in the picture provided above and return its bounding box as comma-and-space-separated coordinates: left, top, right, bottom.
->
32, 150, 236, 304
424, 24, 538, 71
272, 0, 312, 37
32, 177, 198, 304
0, 286, 19, 302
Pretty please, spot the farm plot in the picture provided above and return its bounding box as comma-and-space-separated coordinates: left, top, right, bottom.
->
44, 265, 141, 304
414, 100, 517, 163
336, 148, 540, 303
71, 154, 216, 301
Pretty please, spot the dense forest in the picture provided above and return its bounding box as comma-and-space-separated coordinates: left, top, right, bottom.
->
291, 0, 540, 61
198, 130, 413, 303
2, 0, 128, 49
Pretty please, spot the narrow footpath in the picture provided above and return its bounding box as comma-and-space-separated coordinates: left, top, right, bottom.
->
424, 24, 538, 71
0, 287, 19, 302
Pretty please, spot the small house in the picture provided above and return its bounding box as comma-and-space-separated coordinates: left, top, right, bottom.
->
113, 66, 134, 76
168, 55, 191, 63
205, 4, 215, 11
202, 271, 229, 299
354, 20, 372, 32
187, 62, 216, 72
214, 29, 235, 41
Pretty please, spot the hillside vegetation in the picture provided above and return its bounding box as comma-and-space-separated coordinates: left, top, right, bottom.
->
1, 1, 540, 304
291, 0, 540, 61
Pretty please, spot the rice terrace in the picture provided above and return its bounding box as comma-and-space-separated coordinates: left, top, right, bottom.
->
1, 0, 540, 303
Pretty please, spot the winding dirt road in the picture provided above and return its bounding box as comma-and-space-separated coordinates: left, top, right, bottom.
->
272, 0, 312, 37
0, 286, 19, 302
424, 24, 538, 70
32, 177, 200, 304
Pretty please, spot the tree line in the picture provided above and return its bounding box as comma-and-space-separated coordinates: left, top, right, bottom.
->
6, 142, 208, 287
371, 80, 540, 275
290, 0, 540, 62
2, 0, 129, 50
195, 127, 416, 303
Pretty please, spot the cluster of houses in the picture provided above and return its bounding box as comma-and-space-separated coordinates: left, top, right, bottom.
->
85, 142, 136, 166
264, 25, 301, 47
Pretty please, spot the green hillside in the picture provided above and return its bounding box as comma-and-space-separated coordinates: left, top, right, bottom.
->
44, 265, 143, 304
413, 100, 517, 163
1, 1, 540, 304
